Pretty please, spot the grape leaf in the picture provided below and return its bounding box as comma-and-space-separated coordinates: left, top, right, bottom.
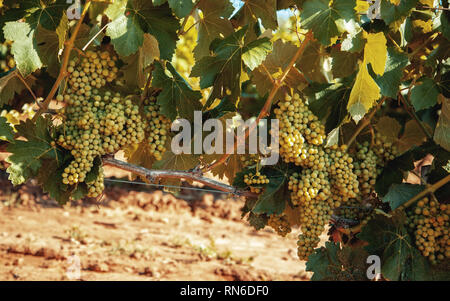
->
440, 10, 450, 40
194, 0, 234, 60
300, 0, 356, 46
364, 32, 387, 76
347, 62, 381, 123
308, 81, 352, 133
0, 69, 36, 106
382, 183, 425, 209
306, 242, 369, 281
152, 60, 202, 121
375, 116, 401, 143
37, 157, 73, 205
251, 40, 305, 99
380, 0, 418, 25
296, 40, 328, 83
396, 120, 428, 153
3, 22, 42, 77
122, 33, 160, 89
105, 0, 180, 60
434, 97, 450, 151
152, 150, 199, 189
410, 78, 440, 111
36, 25, 62, 78
358, 214, 429, 280
247, 212, 268, 230
375, 47, 409, 98
0, 116, 14, 142
12, 0, 70, 31
191, 26, 272, 107
341, 29, 365, 53
123, 141, 157, 173
330, 48, 358, 78
252, 165, 289, 215
5, 116, 60, 185
231, 0, 278, 30
167, 0, 194, 18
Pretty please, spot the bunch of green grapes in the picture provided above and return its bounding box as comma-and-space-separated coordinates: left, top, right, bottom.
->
142, 96, 170, 161
66, 50, 118, 98
288, 169, 331, 206
406, 197, 450, 264
353, 141, 379, 198
274, 93, 326, 166
56, 88, 145, 197
244, 172, 269, 194
240, 154, 260, 168
268, 214, 292, 237
373, 132, 398, 165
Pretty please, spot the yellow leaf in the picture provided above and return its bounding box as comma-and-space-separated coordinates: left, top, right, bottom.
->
419, 0, 434, 6
389, 0, 401, 5
413, 20, 433, 33
347, 62, 380, 123
355, 0, 370, 13
363, 32, 387, 76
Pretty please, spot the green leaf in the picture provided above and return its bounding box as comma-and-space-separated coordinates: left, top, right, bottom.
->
252, 165, 289, 215
296, 40, 328, 83
380, 0, 418, 25
122, 33, 160, 89
37, 157, 73, 205
375, 116, 401, 143
36, 25, 61, 77
194, 0, 234, 60
251, 40, 305, 99
375, 165, 403, 196
397, 120, 428, 153
168, 0, 194, 18
382, 183, 426, 210
3, 22, 42, 76
152, 61, 202, 121
5, 116, 60, 185
0, 116, 14, 142
375, 47, 409, 98
191, 26, 272, 107
0, 69, 36, 106
341, 29, 365, 53
17, 0, 70, 31
306, 242, 369, 281
242, 38, 272, 71
434, 97, 450, 151
106, 0, 180, 60
358, 214, 429, 280
231, 0, 278, 30
307, 81, 351, 132
410, 78, 440, 111
300, 0, 356, 46
330, 48, 358, 78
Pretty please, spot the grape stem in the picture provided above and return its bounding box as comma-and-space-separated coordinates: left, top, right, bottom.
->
203, 30, 314, 172
32, 0, 92, 122
102, 157, 257, 198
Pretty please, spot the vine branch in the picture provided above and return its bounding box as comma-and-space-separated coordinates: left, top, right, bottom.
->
203, 30, 314, 172
102, 157, 257, 198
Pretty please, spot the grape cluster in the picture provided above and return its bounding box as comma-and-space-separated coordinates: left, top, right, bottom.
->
143, 96, 170, 161
66, 50, 118, 98
244, 172, 269, 194
274, 93, 326, 166
274, 93, 364, 260
57, 90, 145, 195
406, 197, 450, 264
373, 133, 398, 165
268, 214, 292, 237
